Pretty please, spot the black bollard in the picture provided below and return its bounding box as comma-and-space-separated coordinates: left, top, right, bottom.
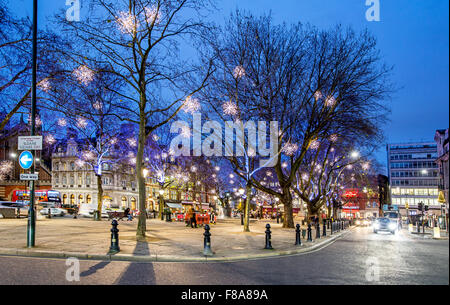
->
109, 219, 120, 254
241, 213, 244, 226
307, 223, 313, 242
316, 222, 321, 239
295, 224, 302, 246
203, 224, 213, 256
327, 219, 330, 229
264, 224, 273, 249
330, 220, 333, 235
323, 221, 327, 237
47, 207, 52, 219
417, 221, 420, 233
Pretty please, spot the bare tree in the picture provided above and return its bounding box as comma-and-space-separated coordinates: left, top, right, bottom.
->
55, 0, 215, 239
203, 11, 392, 228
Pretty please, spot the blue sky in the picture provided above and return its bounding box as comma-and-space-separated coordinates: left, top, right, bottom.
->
9, 0, 450, 170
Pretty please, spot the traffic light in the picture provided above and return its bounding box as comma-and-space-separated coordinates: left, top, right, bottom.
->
425, 205, 429, 212
418, 202, 423, 211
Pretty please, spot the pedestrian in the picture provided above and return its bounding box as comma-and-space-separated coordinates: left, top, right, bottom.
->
210, 210, 216, 224
190, 207, 197, 228
124, 207, 132, 221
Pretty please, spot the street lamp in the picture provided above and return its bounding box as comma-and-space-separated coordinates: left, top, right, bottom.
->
351, 151, 360, 159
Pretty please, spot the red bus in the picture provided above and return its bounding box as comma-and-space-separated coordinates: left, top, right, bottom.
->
11, 190, 62, 205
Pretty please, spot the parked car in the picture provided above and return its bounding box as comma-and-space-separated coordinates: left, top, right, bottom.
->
373, 217, 398, 234
0, 202, 29, 217
40, 207, 67, 217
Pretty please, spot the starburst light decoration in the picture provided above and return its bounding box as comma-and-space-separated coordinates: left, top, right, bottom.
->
39, 78, 51, 92
183, 96, 201, 114
57, 118, 67, 127
76, 117, 88, 129
282, 142, 298, 156
144, 6, 162, 24
45, 135, 56, 145
223, 101, 239, 116
73, 65, 95, 86
325, 95, 336, 107
309, 140, 320, 150
233, 65, 245, 79
116, 11, 139, 34
314, 91, 323, 101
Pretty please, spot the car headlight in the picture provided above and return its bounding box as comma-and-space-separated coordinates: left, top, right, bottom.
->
389, 223, 397, 230
374, 223, 380, 229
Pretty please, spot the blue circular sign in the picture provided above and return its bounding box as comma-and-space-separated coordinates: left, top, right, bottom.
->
19, 151, 33, 170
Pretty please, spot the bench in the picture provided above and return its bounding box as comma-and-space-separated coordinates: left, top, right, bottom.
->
107, 211, 125, 220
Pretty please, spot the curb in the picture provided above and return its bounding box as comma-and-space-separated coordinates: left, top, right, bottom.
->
0, 228, 353, 263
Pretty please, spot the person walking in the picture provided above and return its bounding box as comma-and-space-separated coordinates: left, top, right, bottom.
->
190, 208, 197, 228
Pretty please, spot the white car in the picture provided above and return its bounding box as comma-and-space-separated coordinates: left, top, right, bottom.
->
40, 208, 67, 217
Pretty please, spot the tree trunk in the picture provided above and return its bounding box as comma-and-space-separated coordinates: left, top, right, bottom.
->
159, 194, 164, 220
243, 184, 252, 232
136, 115, 147, 239
282, 189, 295, 228
95, 174, 103, 221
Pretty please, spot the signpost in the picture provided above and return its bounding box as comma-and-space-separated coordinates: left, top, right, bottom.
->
19, 151, 34, 170
20, 174, 39, 181
18, 136, 43, 151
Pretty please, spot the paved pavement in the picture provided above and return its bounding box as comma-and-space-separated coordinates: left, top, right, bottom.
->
0, 226, 447, 285
0, 217, 348, 261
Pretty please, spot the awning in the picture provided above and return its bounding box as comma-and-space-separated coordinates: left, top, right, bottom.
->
166, 203, 183, 209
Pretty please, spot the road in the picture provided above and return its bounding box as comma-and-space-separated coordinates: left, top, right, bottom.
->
0, 227, 448, 285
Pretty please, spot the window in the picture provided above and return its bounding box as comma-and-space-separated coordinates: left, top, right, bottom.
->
70, 194, 75, 205
87, 195, 92, 204
69, 174, 75, 185
70, 162, 75, 171
86, 174, 91, 185
78, 174, 83, 185
78, 195, 84, 205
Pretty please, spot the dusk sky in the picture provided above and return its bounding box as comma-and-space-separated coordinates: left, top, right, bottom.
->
10, 0, 450, 169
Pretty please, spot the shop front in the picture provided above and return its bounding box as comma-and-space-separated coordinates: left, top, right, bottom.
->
342, 204, 360, 218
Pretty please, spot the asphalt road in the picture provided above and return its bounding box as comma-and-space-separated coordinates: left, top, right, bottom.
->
0, 227, 448, 285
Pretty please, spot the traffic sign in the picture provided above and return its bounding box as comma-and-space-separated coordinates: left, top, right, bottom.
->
18, 151, 33, 170
20, 174, 38, 181
18, 136, 42, 150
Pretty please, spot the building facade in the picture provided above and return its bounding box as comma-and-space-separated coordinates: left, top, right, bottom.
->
52, 137, 140, 210
387, 142, 440, 217
434, 129, 449, 226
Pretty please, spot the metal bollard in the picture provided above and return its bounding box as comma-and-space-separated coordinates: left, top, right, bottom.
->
307, 223, 313, 242
264, 224, 273, 249
109, 219, 120, 254
295, 224, 302, 246
327, 219, 330, 229
47, 208, 52, 219
330, 220, 333, 235
316, 222, 321, 239
323, 221, 327, 237
417, 221, 420, 233
203, 224, 213, 256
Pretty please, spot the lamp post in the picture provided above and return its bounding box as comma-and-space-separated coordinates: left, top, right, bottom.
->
26, 0, 38, 248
